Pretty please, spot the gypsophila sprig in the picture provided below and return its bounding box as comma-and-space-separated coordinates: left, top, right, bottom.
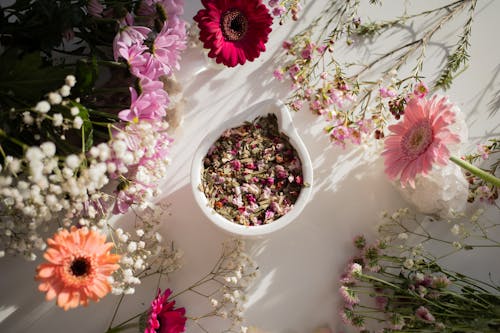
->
105, 238, 259, 333
339, 207, 500, 332
107, 203, 183, 296
178, 238, 259, 333
274, 0, 478, 147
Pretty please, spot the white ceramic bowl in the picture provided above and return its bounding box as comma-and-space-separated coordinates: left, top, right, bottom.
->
190, 99, 313, 237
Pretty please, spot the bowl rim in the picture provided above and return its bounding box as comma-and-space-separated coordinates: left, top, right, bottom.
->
190, 98, 313, 237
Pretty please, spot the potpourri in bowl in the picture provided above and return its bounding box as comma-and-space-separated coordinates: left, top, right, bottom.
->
191, 99, 313, 237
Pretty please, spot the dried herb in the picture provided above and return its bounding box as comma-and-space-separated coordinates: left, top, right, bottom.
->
200, 114, 304, 226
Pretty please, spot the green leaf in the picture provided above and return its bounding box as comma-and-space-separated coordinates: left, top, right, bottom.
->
74, 57, 98, 95
0, 48, 72, 105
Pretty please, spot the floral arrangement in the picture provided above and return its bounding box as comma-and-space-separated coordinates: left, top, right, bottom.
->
272, 0, 478, 147
339, 207, 500, 332
0, 0, 186, 261
104, 238, 258, 333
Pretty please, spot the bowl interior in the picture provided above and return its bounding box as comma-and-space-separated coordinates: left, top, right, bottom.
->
190, 99, 313, 237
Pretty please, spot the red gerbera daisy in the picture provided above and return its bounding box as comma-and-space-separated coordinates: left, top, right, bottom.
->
193, 0, 273, 67
145, 289, 187, 333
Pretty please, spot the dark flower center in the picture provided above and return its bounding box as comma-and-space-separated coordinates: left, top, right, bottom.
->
70, 257, 91, 277
220, 9, 248, 41
402, 120, 433, 158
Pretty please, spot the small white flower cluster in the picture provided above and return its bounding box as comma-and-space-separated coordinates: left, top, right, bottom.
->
27, 75, 81, 131
108, 204, 182, 295
205, 239, 259, 332
0, 139, 112, 259
106, 120, 172, 214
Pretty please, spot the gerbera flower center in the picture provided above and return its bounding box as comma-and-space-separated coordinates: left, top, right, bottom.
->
401, 120, 433, 158
70, 257, 92, 277
220, 9, 248, 41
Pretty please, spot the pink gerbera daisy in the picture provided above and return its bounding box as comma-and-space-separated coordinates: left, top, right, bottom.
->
145, 289, 187, 333
35, 226, 120, 310
382, 95, 460, 187
193, 0, 273, 67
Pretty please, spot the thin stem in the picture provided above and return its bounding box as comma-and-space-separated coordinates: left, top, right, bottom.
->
107, 294, 126, 330
0, 129, 29, 150
105, 322, 138, 333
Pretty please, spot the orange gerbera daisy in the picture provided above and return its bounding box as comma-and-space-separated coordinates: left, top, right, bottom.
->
35, 226, 120, 310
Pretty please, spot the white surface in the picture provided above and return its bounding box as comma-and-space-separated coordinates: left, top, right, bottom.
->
1, 1, 499, 333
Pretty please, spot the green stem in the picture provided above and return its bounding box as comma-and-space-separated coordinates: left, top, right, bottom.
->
450, 156, 500, 187
0, 129, 29, 150
105, 322, 139, 333
107, 313, 143, 333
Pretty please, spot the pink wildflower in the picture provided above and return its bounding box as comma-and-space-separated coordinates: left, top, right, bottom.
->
268, 0, 279, 6
382, 95, 460, 187
301, 43, 314, 59
288, 63, 300, 76
272, 6, 286, 17
413, 81, 429, 99
273, 69, 284, 81
316, 44, 327, 54
339, 286, 359, 307
290, 99, 303, 111
282, 40, 292, 49
331, 125, 350, 142
477, 143, 490, 160
415, 306, 436, 323
379, 87, 397, 98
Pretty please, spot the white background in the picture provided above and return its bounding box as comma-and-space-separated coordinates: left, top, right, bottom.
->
1, 1, 499, 332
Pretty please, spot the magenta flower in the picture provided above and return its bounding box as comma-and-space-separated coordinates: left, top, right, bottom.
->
145, 289, 186, 333
193, 0, 273, 67
382, 95, 460, 187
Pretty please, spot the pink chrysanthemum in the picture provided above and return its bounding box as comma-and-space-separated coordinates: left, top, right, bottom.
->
151, 20, 187, 76
145, 289, 187, 333
382, 95, 460, 187
193, 0, 273, 67
35, 226, 120, 310
118, 83, 169, 122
